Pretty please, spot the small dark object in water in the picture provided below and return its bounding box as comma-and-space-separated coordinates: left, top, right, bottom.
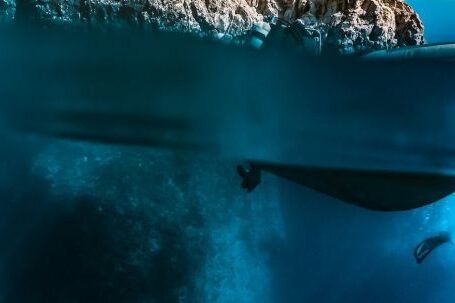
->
237, 164, 261, 193
414, 232, 451, 264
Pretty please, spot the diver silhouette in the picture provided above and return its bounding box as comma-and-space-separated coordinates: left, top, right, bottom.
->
237, 164, 261, 193
414, 231, 452, 264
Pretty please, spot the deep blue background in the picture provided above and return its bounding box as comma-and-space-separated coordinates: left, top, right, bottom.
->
408, 0, 455, 42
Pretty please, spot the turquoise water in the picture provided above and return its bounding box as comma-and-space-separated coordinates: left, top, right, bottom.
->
408, 0, 455, 42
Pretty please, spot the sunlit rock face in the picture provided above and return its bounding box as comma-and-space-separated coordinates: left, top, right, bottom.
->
295, 0, 425, 54
11, 0, 423, 53
13, 0, 279, 37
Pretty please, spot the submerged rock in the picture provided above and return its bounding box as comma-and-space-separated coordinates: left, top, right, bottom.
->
9, 0, 424, 53
0, 0, 15, 22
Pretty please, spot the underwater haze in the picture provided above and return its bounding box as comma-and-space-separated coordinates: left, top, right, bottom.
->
2, 2, 455, 303
3, 137, 455, 303
2, 126, 455, 303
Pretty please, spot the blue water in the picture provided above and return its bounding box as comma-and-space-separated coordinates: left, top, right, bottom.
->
408, 0, 455, 42
1, 134, 455, 303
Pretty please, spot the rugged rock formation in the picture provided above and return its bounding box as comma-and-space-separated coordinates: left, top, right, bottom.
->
5, 0, 424, 53
295, 0, 425, 54
13, 0, 278, 37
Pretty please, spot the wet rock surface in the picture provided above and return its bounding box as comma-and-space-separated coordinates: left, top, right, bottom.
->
302, 0, 425, 54
7, 0, 424, 53
13, 0, 279, 37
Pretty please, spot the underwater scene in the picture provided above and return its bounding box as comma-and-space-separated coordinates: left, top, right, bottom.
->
1, 1, 455, 302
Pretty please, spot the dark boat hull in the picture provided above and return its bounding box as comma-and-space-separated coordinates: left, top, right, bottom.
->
259, 163, 455, 211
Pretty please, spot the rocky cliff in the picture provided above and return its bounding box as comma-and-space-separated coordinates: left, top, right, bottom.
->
302, 0, 425, 53
4, 0, 424, 53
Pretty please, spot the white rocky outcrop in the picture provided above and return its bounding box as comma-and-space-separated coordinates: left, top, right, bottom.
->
6, 0, 424, 53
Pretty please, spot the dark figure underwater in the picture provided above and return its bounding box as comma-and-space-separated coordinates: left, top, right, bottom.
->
237, 164, 261, 193
414, 232, 452, 264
